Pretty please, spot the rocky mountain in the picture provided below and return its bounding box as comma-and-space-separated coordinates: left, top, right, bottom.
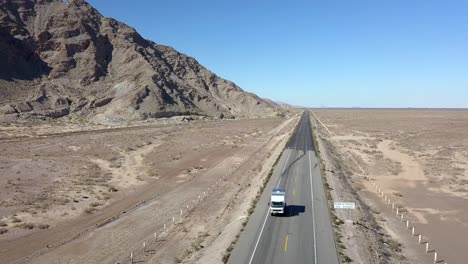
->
0, 0, 284, 122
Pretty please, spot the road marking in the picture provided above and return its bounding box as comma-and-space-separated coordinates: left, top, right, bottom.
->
248, 117, 303, 264
284, 235, 289, 252
307, 133, 318, 263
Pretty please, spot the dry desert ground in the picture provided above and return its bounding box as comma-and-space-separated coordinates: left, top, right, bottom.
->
0, 115, 298, 264
314, 109, 468, 264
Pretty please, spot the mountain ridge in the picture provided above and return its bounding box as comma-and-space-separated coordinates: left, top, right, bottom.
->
0, 0, 284, 122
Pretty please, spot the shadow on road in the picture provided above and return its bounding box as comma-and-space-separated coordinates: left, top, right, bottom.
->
275, 205, 305, 217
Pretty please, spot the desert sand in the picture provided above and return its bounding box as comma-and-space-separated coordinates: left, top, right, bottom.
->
0, 115, 298, 263
314, 109, 468, 264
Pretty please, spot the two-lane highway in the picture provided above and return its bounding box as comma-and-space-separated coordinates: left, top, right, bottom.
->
229, 112, 339, 264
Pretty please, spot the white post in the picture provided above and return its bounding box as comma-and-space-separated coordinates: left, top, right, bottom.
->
143, 241, 146, 252
172, 216, 175, 224
396, 207, 399, 215
426, 242, 429, 253
130, 251, 133, 263
418, 235, 422, 244
392, 203, 395, 210
187, 204, 189, 209
406, 220, 410, 229
401, 213, 404, 222
154, 232, 157, 242
412, 226, 415, 236
434, 251, 437, 263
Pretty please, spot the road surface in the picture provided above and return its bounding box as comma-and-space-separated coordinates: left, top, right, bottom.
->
229, 112, 339, 264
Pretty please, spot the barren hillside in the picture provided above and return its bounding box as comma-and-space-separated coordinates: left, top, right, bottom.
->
0, 0, 283, 122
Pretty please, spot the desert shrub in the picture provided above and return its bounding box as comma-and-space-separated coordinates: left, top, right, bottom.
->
84, 208, 96, 214
11, 217, 21, 223
18, 223, 35, 229
90, 202, 101, 207
37, 224, 50, 229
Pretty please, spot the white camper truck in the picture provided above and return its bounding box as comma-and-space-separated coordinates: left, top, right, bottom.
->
269, 188, 286, 215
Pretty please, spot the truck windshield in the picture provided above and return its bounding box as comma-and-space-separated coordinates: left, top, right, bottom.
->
271, 202, 284, 208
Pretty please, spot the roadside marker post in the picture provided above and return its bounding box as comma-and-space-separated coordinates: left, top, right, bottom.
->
130, 251, 133, 263
418, 235, 422, 244
143, 241, 146, 252
434, 252, 438, 263
154, 232, 157, 242
426, 242, 429, 253
412, 227, 415, 236
406, 220, 410, 229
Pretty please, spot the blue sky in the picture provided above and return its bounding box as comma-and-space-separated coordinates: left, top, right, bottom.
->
88, 0, 468, 108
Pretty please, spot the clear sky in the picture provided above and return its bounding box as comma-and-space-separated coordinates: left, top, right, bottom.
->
87, 0, 468, 108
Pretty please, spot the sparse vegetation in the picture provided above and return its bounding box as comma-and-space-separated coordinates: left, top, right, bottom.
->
90, 202, 101, 207
37, 224, 50, 229
11, 216, 21, 223
0, 228, 8, 234
84, 207, 96, 214
108, 186, 118, 192
17, 222, 35, 229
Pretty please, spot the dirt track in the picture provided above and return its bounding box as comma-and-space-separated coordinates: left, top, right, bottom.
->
0, 115, 298, 263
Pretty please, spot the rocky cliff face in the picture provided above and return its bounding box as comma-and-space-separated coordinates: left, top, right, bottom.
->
0, 0, 283, 122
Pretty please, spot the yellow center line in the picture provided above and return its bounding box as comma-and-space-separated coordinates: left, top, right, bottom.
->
284, 235, 289, 252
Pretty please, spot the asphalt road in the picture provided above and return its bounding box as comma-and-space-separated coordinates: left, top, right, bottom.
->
229, 112, 339, 264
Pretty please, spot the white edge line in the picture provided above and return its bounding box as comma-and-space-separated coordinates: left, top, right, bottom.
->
247, 117, 302, 264
308, 134, 318, 263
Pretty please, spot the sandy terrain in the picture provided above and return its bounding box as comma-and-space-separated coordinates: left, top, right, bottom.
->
0, 114, 299, 264
313, 109, 468, 264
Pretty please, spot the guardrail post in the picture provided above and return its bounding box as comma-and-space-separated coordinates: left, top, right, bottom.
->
434, 251, 437, 263
426, 242, 429, 253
